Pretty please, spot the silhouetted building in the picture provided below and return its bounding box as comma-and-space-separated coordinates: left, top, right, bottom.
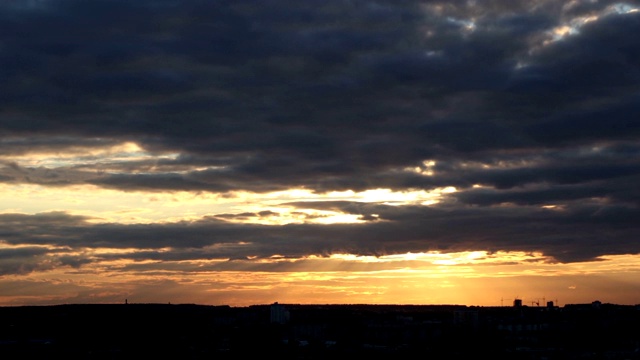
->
453, 309, 479, 329
3, 302, 640, 358
270, 302, 289, 324
513, 298, 523, 308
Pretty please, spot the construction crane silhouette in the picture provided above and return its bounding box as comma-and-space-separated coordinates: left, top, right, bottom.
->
502, 296, 559, 307
503, 296, 548, 307
501, 297, 519, 306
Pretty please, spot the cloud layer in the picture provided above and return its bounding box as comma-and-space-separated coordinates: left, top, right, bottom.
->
1, 0, 640, 281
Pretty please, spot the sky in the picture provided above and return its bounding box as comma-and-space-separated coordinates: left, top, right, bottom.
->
1, 0, 640, 307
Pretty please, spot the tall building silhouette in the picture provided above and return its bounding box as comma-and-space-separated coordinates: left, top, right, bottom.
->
270, 302, 290, 324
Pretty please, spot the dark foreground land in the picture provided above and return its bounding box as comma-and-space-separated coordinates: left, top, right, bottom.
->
1, 302, 639, 359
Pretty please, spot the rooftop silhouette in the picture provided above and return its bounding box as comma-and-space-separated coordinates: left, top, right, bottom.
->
1, 302, 639, 359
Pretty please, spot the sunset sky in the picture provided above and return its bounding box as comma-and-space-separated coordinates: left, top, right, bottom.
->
1, 0, 640, 307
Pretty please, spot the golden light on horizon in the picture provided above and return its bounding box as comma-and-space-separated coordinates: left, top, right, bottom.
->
1, 248, 640, 306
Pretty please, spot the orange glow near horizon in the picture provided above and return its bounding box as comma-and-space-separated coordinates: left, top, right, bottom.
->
0, 143, 638, 307
1, 249, 639, 307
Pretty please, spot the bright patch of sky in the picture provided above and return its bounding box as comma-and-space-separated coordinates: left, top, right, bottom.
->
512, 2, 639, 70
548, 2, 639, 43
447, 16, 477, 33
0, 140, 460, 225
332, 250, 539, 266
0, 141, 179, 170
0, 184, 457, 225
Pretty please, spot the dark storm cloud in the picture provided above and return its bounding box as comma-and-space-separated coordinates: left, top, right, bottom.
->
454, 185, 609, 206
1, 1, 636, 164
1, 0, 640, 264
